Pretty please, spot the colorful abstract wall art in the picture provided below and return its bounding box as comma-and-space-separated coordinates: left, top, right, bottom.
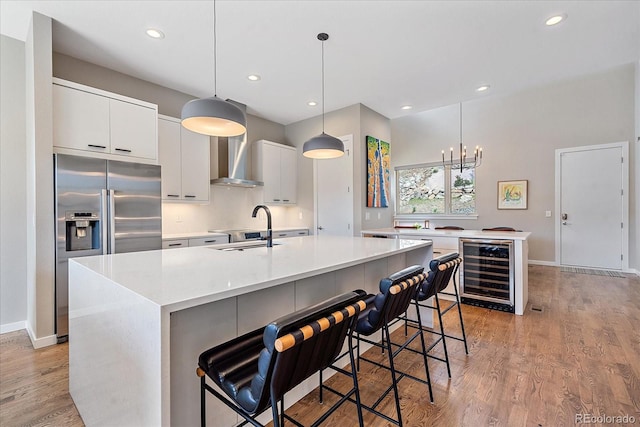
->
366, 136, 390, 208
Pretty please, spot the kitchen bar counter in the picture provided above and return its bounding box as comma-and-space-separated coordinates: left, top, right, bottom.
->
68, 235, 432, 426
361, 227, 531, 240
362, 227, 530, 316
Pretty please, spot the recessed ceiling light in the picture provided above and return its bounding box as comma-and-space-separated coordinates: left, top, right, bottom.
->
247, 74, 261, 81
145, 28, 165, 39
307, 101, 317, 106
545, 14, 567, 26
401, 105, 413, 110
476, 85, 490, 92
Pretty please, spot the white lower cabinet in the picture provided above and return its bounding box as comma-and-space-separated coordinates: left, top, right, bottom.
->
162, 239, 188, 249
252, 140, 297, 205
273, 229, 309, 238
52, 78, 157, 162
163, 234, 229, 249
158, 115, 210, 202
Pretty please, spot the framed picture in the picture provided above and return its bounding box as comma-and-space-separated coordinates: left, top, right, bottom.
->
366, 136, 390, 207
497, 180, 528, 209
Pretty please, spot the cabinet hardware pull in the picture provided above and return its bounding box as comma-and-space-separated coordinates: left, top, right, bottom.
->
298, 232, 305, 235
114, 148, 132, 153
184, 195, 196, 198
167, 194, 180, 197
282, 199, 289, 202
88, 144, 107, 149
204, 240, 217, 243
168, 243, 182, 247
273, 199, 280, 201
278, 234, 286, 237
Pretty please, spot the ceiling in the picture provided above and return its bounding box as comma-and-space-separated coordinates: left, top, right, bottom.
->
1, 1, 639, 125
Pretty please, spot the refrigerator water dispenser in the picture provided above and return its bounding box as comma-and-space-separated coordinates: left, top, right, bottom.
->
65, 211, 99, 251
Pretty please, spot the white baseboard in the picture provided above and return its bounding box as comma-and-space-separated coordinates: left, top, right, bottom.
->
0, 320, 26, 334
26, 322, 57, 349
528, 259, 558, 266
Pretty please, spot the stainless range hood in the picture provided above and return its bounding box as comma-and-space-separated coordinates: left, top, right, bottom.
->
210, 101, 263, 188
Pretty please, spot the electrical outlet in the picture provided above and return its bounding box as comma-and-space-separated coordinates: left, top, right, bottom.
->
545, 210, 552, 218
176, 215, 183, 223
365, 212, 370, 220
298, 211, 303, 220
377, 212, 381, 220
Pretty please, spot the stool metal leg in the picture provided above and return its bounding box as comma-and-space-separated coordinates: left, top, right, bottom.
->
412, 299, 434, 403
434, 293, 452, 378
383, 324, 403, 427
451, 272, 469, 354
200, 375, 206, 427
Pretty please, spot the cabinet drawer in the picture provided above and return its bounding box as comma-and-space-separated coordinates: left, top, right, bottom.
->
162, 239, 188, 249
429, 236, 459, 250
188, 236, 229, 247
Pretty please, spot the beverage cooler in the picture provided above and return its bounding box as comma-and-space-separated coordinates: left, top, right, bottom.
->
459, 238, 514, 312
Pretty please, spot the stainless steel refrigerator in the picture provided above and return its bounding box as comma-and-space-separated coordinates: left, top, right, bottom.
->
54, 154, 162, 342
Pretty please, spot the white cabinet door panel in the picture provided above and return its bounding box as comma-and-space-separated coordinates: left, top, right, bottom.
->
279, 146, 297, 204
110, 100, 157, 160
53, 84, 110, 153
180, 128, 210, 202
158, 119, 182, 200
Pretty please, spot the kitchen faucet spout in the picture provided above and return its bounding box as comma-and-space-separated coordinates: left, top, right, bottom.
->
251, 205, 272, 248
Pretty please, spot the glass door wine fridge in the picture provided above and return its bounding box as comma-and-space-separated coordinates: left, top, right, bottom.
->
459, 238, 514, 312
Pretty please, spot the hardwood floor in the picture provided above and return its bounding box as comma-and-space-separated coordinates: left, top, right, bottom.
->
1, 265, 639, 426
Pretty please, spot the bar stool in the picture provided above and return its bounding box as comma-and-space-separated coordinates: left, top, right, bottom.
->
196, 291, 367, 427
325, 265, 430, 426
403, 252, 468, 378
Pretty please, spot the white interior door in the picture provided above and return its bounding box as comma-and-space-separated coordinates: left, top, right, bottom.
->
315, 135, 354, 236
556, 143, 627, 269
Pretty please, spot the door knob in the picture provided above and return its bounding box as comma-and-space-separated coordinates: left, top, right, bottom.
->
561, 213, 568, 220
318, 226, 324, 230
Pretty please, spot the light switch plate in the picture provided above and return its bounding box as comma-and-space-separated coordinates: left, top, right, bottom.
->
545, 210, 552, 217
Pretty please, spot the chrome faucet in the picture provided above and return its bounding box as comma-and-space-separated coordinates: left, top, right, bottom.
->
251, 205, 273, 248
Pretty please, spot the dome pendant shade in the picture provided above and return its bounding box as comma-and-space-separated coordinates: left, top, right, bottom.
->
303, 132, 344, 159
181, 96, 247, 137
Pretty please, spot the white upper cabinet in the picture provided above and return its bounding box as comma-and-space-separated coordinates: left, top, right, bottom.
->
52, 78, 158, 163
253, 140, 297, 205
53, 83, 110, 153
109, 99, 157, 159
158, 116, 210, 202
157, 118, 182, 199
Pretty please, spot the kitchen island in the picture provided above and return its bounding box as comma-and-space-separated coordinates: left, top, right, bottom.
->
68, 235, 432, 426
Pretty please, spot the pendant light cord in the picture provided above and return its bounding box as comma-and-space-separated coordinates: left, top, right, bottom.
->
321, 37, 325, 132
213, 0, 217, 96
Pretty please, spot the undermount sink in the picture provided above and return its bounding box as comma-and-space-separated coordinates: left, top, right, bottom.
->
212, 241, 282, 252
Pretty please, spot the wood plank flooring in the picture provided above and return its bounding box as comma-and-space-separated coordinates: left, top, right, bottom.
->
1, 265, 639, 426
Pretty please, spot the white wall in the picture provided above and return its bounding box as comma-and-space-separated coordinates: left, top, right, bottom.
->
391, 64, 636, 266
0, 35, 27, 332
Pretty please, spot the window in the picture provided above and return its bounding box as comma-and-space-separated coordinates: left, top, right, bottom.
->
395, 162, 476, 216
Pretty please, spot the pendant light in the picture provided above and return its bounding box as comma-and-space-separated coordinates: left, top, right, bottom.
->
181, 0, 246, 137
303, 33, 344, 159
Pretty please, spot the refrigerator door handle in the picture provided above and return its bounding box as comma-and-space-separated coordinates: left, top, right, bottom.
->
101, 189, 108, 255
108, 189, 116, 254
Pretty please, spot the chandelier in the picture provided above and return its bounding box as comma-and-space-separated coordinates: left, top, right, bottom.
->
441, 103, 483, 173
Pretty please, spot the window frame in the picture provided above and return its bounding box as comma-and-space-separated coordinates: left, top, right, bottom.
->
394, 161, 478, 220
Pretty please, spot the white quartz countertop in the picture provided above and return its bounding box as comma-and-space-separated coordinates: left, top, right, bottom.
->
71, 235, 431, 312
361, 228, 531, 240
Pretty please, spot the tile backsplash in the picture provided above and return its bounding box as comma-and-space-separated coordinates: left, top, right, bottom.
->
162, 186, 308, 235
